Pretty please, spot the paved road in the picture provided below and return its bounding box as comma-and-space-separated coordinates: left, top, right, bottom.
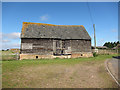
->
108, 57, 120, 82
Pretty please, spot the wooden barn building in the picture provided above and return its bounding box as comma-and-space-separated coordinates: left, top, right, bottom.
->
20, 22, 93, 60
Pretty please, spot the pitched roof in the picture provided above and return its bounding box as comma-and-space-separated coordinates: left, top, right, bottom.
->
112, 44, 120, 49
97, 46, 108, 49
21, 22, 91, 39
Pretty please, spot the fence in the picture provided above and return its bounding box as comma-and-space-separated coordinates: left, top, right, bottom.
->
92, 49, 118, 55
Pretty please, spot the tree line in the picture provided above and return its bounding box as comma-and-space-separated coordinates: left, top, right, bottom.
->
103, 41, 120, 48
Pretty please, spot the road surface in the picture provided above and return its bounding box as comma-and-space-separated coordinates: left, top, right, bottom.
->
107, 57, 120, 82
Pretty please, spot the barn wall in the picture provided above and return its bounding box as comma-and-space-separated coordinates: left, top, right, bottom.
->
20, 39, 93, 60
21, 38, 53, 55
71, 39, 91, 53
71, 39, 92, 58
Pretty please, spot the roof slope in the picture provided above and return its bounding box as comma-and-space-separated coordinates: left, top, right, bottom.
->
21, 22, 91, 40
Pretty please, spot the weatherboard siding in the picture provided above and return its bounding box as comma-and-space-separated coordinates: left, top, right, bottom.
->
21, 38, 91, 54
71, 40, 91, 53
21, 38, 53, 55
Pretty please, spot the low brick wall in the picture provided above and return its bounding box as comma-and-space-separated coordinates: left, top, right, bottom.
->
92, 49, 117, 55
71, 52, 93, 58
20, 54, 54, 60
20, 52, 93, 60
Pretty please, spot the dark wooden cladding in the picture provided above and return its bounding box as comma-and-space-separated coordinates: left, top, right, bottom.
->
71, 40, 91, 52
21, 38, 91, 55
21, 38, 53, 43
21, 38, 53, 55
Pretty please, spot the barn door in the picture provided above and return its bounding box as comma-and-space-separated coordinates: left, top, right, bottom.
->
53, 40, 63, 55
63, 40, 71, 55
53, 40, 71, 55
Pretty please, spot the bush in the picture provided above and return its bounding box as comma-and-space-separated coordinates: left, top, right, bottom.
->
93, 52, 98, 57
54, 57, 60, 59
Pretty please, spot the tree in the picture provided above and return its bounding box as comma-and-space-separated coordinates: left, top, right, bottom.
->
117, 41, 120, 44
103, 41, 120, 48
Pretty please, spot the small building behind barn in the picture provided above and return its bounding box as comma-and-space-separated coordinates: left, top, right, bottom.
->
10, 48, 20, 52
96, 46, 108, 49
20, 22, 93, 60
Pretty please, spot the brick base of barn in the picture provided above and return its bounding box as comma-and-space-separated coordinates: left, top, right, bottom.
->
19, 52, 93, 60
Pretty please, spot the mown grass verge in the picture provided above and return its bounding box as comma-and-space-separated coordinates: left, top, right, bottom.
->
2, 54, 117, 73
2, 54, 118, 88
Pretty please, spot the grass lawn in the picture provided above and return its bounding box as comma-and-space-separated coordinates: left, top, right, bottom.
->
2, 54, 118, 88
1, 50, 18, 60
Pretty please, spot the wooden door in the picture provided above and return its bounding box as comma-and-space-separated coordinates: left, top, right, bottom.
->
53, 40, 71, 55
63, 40, 71, 55
53, 40, 62, 55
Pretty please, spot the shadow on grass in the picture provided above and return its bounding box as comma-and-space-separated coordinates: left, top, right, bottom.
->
2, 59, 18, 61
112, 56, 120, 59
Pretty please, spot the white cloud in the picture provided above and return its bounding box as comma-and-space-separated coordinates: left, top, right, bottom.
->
3, 32, 20, 39
1, 32, 21, 50
40, 14, 49, 21
2, 43, 20, 50
2, 39, 10, 43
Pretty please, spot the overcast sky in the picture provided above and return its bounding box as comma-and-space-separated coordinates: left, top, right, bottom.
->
2, 2, 118, 49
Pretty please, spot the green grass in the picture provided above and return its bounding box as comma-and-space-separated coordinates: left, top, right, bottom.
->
2, 54, 117, 73
1, 51, 17, 61
2, 54, 118, 88
2, 55, 17, 61
1, 51, 15, 55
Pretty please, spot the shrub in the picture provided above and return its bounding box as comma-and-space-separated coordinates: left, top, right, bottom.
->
93, 52, 98, 57
54, 57, 60, 59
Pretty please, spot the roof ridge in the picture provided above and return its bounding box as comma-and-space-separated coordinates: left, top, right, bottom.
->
23, 22, 85, 27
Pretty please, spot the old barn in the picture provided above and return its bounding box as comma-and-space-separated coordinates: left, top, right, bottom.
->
20, 22, 93, 60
